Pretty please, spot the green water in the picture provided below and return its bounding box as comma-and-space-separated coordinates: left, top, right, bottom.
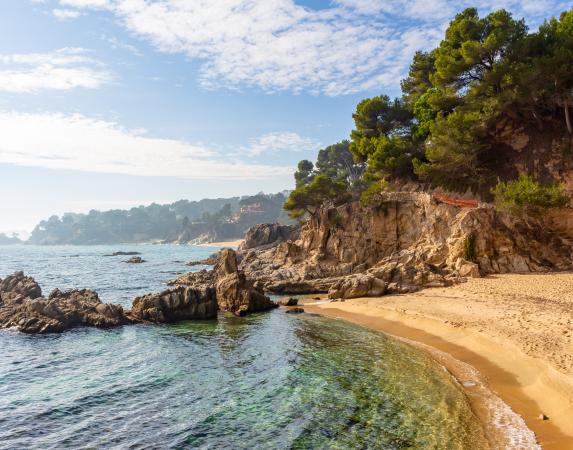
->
0, 245, 487, 449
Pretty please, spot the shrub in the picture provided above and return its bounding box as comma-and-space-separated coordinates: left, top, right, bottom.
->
491, 175, 570, 217
463, 233, 476, 262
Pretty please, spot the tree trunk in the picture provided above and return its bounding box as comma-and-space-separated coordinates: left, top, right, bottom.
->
565, 98, 572, 134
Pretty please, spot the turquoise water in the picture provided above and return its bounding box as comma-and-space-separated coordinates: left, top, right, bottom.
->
0, 245, 487, 449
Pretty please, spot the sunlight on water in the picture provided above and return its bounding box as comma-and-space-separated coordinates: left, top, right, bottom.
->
0, 245, 486, 449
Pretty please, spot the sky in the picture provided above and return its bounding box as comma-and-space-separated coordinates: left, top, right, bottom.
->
0, 0, 569, 235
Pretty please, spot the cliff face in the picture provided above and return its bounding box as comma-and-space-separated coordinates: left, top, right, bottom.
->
239, 193, 573, 298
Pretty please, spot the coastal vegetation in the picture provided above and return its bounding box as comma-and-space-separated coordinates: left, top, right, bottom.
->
28, 193, 291, 245
286, 7, 573, 218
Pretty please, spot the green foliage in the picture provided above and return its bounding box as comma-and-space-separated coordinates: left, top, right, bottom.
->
289, 6, 573, 209
294, 160, 315, 187
360, 179, 389, 207
284, 175, 351, 218
491, 175, 570, 216
401, 51, 436, 106
414, 110, 491, 192
463, 233, 477, 262
433, 8, 527, 94
316, 140, 364, 187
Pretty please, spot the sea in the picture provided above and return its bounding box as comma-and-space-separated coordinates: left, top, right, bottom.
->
0, 244, 489, 449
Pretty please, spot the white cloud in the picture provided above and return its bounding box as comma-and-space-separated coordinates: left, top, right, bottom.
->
242, 132, 321, 157
0, 111, 293, 179
0, 48, 112, 93
52, 8, 84, 20
53, 0, 570, 96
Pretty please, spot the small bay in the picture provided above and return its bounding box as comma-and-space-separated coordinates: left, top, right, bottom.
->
0, 245, 486, 449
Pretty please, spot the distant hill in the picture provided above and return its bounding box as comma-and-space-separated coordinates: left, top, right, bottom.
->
0, 233, 22, 245
28, 192, 293, 245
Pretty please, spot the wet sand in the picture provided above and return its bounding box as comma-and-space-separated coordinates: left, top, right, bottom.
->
303, 273, 573, 449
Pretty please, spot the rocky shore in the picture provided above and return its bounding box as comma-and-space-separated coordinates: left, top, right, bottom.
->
0, 249, 276, 334
4, 191, 573, 335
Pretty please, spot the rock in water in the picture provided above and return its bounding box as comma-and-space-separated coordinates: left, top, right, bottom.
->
285, 307, 304, 314
130, 286, 217, 322
0, 271, 42, 302
105, 251, 141, 256
125, 256, 146, 263
214, 249, 277, 316
277, 297, 298, 306
0, 273, 129, 333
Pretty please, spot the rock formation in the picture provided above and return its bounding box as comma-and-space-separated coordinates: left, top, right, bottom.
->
213, 249, 276, 316
237, 192, 573, 299
186, 252, 219, 266
0, 272, 129, 333
125, 256, 146, 263
171, 249, 277, 316
239, 223, 300, 252
130, 285, 217, 322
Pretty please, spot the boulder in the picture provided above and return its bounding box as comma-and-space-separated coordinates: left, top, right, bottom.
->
129, 285, 217, 322
328, 273, 386, 299
214, 249, 277, 316
125, 256, 146, 263
285, 307, 304, 314
277, 297, 298, 306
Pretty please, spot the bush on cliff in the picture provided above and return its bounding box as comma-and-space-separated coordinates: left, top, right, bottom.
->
492, 175, 570, 217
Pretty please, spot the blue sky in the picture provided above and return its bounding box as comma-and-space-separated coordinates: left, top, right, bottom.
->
0, 0, 569, 234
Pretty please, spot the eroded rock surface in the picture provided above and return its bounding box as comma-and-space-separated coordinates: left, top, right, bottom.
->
130, 285, 217, 322
214, 249, 276, 316
239, 223, 299, 252
0, 272, 129, 333
237, 192, 573, 299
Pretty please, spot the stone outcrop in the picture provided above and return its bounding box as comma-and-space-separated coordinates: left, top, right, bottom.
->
186, 252, 219, 266
0, 272, 129, 333
214, 249, 276, 316
130, 285, 217, 322
239, 223, 300, 252
237, 192, 573, 299
169, 249, 277, 316
125, 256, 146, 263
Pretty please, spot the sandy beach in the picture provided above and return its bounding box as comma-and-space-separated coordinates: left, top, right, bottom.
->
304, 273, 573, 449
198, 239, 244, 248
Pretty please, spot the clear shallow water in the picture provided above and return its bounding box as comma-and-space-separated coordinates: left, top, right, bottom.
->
0, 245, 487, 449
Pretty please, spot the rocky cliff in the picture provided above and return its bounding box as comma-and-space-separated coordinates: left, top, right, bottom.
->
237, 192, 573, 298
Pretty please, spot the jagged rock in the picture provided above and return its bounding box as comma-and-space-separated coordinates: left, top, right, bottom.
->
215, 249, 277, 316
168, 268, 216, 287
125, 256, 146, 263
285, 307, 304, 314
277, 297, 298, 306
238, 193, 573, 297
0, 271, 42, 303
239, 223, 300, 252
0, 274, 129, 333
186, 252, 219, 266
129, 285, 217, 322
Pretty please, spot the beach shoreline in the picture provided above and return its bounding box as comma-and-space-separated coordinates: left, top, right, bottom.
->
303, 273, 573, 450
197, 239, 244, 248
